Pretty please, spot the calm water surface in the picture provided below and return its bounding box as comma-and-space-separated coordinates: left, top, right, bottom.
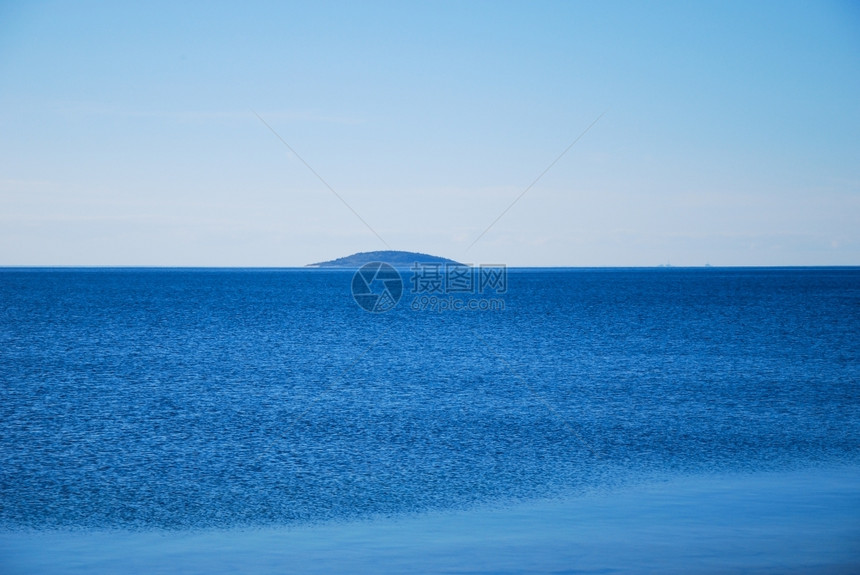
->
0, 268, 858, 535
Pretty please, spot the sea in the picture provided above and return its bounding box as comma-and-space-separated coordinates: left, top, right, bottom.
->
1, 267, 858, 573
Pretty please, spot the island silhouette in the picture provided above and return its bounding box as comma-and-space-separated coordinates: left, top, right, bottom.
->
308, 250, 463, 268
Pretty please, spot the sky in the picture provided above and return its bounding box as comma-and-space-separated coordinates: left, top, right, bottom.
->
0, 1, 858, 267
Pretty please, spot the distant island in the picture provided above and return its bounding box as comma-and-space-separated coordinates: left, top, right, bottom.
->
308, 250, 463, 268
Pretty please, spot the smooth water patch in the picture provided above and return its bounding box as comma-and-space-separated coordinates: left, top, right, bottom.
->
1, 465, 858, 574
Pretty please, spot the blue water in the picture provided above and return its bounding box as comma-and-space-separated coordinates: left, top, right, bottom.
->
1, 268, 858, 531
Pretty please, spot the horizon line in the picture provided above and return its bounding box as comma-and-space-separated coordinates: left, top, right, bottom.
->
1, 265, 858, 270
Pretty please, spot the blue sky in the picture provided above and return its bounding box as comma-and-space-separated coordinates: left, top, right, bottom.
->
1, 1, 858, 266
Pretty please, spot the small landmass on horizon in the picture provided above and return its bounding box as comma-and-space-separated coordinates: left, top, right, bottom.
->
308, 250, 463, 268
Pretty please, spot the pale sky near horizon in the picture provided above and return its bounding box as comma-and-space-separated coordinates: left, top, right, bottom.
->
1, 1, 858, 266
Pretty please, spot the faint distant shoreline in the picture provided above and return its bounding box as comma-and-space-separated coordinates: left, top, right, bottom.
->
307, 250, 464, 268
